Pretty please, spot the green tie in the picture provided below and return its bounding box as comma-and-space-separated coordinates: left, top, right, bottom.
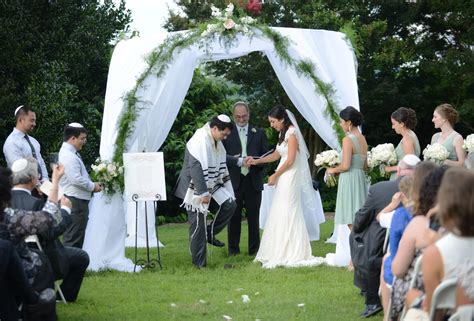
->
239, 128, 249, 176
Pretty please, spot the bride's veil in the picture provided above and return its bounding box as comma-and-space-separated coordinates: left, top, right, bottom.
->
285, 109, 317, 213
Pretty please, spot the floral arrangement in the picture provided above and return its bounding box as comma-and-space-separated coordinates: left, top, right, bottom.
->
201, 3, 258, 39
111, 2, 358, 196
462, 134, 474, 153
367, 143, 397, 177
422, 143, 449, 164
314, 150, 341, 187
91, 159, 124, 195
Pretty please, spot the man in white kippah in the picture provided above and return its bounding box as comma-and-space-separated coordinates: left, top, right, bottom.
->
174, 115, 236, 267
58, 122, 102, 248
3, 105, 49, 188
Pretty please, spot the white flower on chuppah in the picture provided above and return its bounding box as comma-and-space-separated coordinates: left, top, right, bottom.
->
462, 134, 474, 153
223, 19, 236, 30
423, 143, 449, 163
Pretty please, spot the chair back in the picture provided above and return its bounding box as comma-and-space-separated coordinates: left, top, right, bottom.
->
429, 278, 457, 321
24, 234, 43, 251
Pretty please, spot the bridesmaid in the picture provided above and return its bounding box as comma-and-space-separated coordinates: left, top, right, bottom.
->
431, 103, 466, 166
327, 106, 368, 229
385, 107, 420, 180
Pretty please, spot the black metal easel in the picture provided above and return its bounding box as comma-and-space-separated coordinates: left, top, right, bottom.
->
132, 193, 163, 272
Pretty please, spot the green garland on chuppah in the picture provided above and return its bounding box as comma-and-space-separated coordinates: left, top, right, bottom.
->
108, 3, 358, 195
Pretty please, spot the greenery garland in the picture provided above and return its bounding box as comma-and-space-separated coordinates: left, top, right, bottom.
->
109, 3, 357, 195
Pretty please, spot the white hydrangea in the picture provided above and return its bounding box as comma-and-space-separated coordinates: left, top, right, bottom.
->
368, 143, 397, 168
423, 143, 449, 163
462, 134, 474, 153
314, 150, 340, 167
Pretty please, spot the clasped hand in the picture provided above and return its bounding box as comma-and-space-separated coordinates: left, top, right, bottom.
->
245, 156, 258, 167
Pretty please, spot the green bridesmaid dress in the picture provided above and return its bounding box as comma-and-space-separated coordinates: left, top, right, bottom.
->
334, 134, 368, 225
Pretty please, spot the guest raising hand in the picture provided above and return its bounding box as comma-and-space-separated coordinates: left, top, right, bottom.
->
385, 107, 421, 180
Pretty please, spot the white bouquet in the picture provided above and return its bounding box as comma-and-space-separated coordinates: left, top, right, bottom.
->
368, 143, 397, 177
422, 143, 449, 164
462, 134, 474, 153
91, 158, 124, 195
314, 150, 340, 187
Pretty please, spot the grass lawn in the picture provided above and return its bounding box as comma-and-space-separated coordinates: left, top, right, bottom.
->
57, 219, 383, 321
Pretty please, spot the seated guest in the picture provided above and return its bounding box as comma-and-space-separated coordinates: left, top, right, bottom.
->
389, 165, 448, 319
452, 262, 474, 320
405, 167, 474, 320
0, 164, 63, 320
0, 239, 37, 321
378, 161, 436, 320
10, 158, 89, 303
351, 154, 420, 318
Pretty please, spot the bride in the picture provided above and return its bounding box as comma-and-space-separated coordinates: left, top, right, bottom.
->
248, 106, 323, 268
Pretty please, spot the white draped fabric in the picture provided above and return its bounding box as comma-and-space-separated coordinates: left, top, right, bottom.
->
83, 27, 359, 272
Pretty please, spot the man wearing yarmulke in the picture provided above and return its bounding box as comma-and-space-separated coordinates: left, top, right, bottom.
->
58, 123, 102, 249
3, 105, 49, 185
174, 115, 237, 267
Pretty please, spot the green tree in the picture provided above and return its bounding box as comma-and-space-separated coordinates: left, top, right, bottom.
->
0, 0, 131, 167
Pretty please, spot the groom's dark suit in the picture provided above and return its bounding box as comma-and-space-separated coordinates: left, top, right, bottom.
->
223, 124, 268, 255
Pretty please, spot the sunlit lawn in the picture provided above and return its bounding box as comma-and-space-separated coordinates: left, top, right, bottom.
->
57, 219, 383, 321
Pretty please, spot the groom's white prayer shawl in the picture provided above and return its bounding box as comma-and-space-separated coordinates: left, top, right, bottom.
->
182, 123, 235, 213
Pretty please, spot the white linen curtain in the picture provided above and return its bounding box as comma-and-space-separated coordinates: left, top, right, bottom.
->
83, 27, 359, 272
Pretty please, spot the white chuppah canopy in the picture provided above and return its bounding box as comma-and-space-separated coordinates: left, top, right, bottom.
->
82, 27, 359, 272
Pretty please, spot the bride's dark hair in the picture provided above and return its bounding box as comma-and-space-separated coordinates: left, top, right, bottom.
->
268, 105, 292, 144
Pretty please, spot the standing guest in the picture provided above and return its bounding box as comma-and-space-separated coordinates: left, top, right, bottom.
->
10, 158, 89, 303
327, 106, 368, 229
222, 102, 269, 256
385, 107, 421, 180
3, 105, 49, 184
350, 154, 420, 318
431, 103, 466, 166
174, 115, 236, 268
59, 123, 102, 248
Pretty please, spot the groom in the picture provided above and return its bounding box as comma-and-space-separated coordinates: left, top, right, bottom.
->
223, 102, 269, 256
174, 115, 236, 268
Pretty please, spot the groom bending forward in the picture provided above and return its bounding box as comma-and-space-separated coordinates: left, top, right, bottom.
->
174, 115, 236, 267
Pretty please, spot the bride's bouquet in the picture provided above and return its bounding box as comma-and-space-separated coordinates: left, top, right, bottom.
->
314, 150, 340, 187
91, 158, 124, 195
463, 134, 474, 153
422, 143, 449, 164
367, 143, 397, 178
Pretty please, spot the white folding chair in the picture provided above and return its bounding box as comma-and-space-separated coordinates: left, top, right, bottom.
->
24, 235, 67, 304
428, 278, 457, 321
448, 304, 474, 321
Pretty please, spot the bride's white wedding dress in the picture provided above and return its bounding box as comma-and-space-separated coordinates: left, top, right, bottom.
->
255, 127, 324, 269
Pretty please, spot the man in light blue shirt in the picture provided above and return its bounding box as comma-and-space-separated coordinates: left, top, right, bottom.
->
59, 122, 102, 248
3, 105, 49, 183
